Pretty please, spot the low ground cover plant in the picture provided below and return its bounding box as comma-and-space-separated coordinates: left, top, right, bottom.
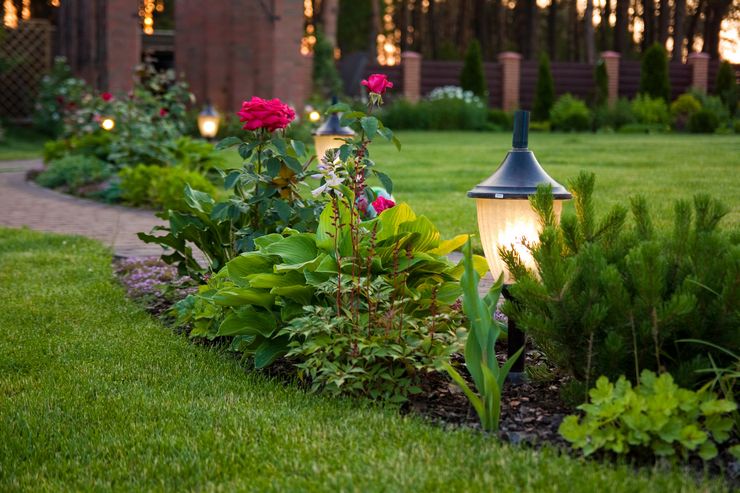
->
560, 370, 738, 460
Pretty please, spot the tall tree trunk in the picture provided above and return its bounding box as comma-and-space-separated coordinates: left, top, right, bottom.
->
456, 0, 469, 52
369, 0, 381, 59
642, 0, 656, 49
494, 0, 506, 54
474, 0, 489, 57
585, 0, 596, 63
702, 0, 730, 59
686, 0, 705, 53
428, 0, 438, 58
517, 0, 539, 59
569, 0, 580, 60
600, 0, 612, 51
658, 0, 670, 45
399, 0, 408, 52
411, 0, 422, 51
672, 0, 686, 61
322, 0, 339, 48
614, 0, 630, 53
548, 0, 558, 59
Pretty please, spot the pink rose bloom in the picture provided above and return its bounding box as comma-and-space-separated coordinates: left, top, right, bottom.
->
159, 107, 169, 117
237, 96, 296, 132
372, 196, 395, 214
101, 92, 113, 102
361, 74, 393, 95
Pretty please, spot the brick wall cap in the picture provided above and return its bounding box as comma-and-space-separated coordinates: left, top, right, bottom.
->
687, 52, 710, 60
601, 51, 621, 59
401, 51, 422, 59
498, 51, 522, 60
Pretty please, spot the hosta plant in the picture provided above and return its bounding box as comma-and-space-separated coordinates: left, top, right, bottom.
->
443, 238, 523, 432
559, 370, 737, 461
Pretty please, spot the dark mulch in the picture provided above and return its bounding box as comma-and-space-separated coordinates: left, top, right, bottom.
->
112, 256, 739, 486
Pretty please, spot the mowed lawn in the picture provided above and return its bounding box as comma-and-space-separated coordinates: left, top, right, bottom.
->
369, 132, 740, 239
0, 227, 728, 492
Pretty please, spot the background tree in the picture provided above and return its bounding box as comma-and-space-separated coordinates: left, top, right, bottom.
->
639, 43, 671, 101
672, 0, 686, 61
594, 59, 609, 107
715, 61, 738, 116
312, 29, 343, 99
584, 0, 596, 63
533, 53, 555, 120
460, 39, 487, 99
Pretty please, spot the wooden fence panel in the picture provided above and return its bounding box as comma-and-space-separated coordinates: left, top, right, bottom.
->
0, 20, 54, 119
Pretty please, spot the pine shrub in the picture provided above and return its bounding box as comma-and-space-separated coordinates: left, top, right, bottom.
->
502, 172, 740, 393
639, 43, 671, 101
533, 53, 555, 121
688, 109, 719, 133
460, 39, 487, 100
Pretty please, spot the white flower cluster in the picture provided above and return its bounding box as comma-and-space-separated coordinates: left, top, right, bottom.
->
427, 85, 484, 107
311, 151, 348, 197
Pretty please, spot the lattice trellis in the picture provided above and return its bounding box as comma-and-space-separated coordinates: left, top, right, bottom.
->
0, 20, 53, 119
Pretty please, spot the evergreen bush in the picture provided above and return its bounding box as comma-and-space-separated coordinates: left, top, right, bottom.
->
715, 61, 738, 117
533, 53, 555, 121
502, 172, 740, 394
639, 43, 671, 101
593, 59, 609, 108
688, 109, 719, 133
460, 39, 487, 100
670, 93, 702, 130
549, 94, 592, 131
631, 94, 670, 126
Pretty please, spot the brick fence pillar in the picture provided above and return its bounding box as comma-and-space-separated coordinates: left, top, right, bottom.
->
498, 52, 521, 111
601, 51, 620, 106
688, 52, 710, 92
401, 51, 422, 103
106, 0, 141, 93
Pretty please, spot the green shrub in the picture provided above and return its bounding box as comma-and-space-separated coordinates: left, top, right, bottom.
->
617, 123, 668, 134
43, 131, 114, 163
670, 93, 702, 131
119, 164, 217, 211
33, 57, 87, 138
532, 53, 555, 121
639, 43, 671, 101
688, 109, 719, 133
487, 109, 513, 131
592, 98, 635, 130
593, 59, 609, 107
381, 98, 487, 131
689, 92, 732, 128
630, 94, 670, 126
36, 155, 112, 193
460, 39, 487, 99
559, 371, 737, 460
502, 173, 740, 392
715, 61, 738, 117
549, 94, 592, 131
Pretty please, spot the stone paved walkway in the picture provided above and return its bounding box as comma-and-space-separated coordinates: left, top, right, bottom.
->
0, 159, 164, 257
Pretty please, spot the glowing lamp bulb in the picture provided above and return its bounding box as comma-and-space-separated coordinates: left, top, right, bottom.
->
101, 118, 115, 131
309, 110, 321, 122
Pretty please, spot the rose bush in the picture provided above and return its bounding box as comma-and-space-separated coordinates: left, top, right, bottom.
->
237, 97, 296, 132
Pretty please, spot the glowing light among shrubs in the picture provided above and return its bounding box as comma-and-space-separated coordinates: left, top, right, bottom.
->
198, 104, 220, 139
101, 118, 115, 131
308, 110, 321, 122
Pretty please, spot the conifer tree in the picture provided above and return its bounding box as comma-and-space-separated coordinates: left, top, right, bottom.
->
460, 39, 487, 100
312, 29, 343, 99
639, 43, 671, 101
593, 59, 609, 107
532, 53, 555, 120
715, 61, 738, 117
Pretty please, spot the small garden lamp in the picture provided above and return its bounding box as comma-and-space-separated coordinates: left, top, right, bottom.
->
312, 97, 354, 160
100, 117, 115, 131
468, 110, 571, 379
198, 103, 220, 140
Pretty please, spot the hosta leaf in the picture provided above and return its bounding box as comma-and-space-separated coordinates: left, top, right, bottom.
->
429, 234, 469, 256
261, 233, 318, 265
270, 285, 315, 305
212, 287, 275, 309
398, 216, 440, 252
217, 309, 277, 338
254, 336, 290, 369
227, 252, 278, 280
376, 203, 416, 242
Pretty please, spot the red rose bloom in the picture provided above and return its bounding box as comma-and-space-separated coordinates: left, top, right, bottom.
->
237, 97, 296, 132
101, 92, 113, 102
361, 74, 393, 95
372, 196, 395, 214
159, 107, 169, 117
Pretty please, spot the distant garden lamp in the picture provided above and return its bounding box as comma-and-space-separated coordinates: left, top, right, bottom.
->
100, 117, 115, 131
312, 97, 354, 160
468, 110, 572, 380
198, 104, 220, 140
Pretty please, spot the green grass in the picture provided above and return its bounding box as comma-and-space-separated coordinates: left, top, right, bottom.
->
0, 126, 45, 161
0, 228, 730, 491
227, 132, 740, 239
